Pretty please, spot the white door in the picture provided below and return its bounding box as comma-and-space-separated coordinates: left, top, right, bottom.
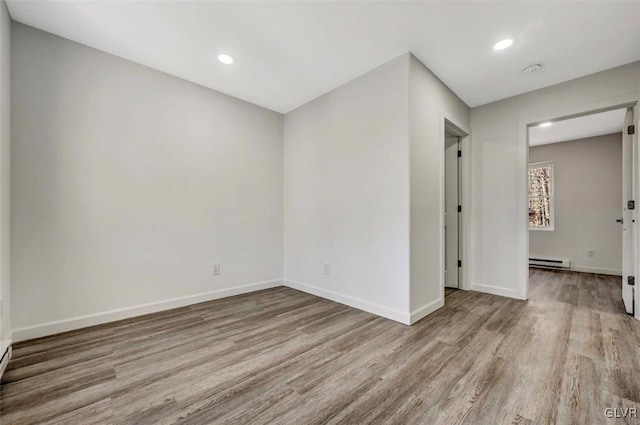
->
445, 137, 459, 288
622, 107, 636, 315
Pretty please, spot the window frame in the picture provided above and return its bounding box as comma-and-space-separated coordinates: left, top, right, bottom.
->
528, 161, 555, 231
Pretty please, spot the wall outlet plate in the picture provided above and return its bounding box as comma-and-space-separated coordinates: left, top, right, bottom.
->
212, 264, 221, 275
323, 263, 330, 275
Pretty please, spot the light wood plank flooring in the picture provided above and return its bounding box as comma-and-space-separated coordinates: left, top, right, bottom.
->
1, 269, 639, 424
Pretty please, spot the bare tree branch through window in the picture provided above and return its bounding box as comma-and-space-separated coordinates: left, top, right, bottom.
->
528, 164, 553, 229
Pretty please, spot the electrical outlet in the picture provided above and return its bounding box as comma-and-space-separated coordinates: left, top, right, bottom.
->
323, 263, 330, 275
0, 298, 3, 317
212, 263, 221, 275
588, 250, 595, 258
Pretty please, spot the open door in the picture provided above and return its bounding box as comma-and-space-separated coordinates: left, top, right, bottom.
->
444, 135, 460, 288
622, 107, 636, 315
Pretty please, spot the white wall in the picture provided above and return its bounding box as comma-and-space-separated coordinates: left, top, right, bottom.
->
529, 133, 622, 275
0, 0, 9, 343
283, 54, 470, 325
11, 24, 284, 340
408, 55, 469, 321
283, 54, 411, 323
470, 61, 640, 300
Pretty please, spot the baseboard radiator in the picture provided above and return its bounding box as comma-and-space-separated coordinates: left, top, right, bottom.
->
529, 257, 571, 271
0, 342, 11, 380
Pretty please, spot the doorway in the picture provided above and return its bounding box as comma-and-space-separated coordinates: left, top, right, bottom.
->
525, 104, 637, 315
444, 127, 461, 289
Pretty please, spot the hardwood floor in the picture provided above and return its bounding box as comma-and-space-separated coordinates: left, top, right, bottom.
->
2, 269, 639, 424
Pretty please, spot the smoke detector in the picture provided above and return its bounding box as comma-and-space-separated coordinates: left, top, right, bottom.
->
522, 64, 542, 74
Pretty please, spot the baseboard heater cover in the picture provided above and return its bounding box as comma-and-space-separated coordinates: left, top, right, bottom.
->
0, 342, 11, 380
529, 257, 571, 270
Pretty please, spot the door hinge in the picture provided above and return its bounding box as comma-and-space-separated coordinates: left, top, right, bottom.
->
457, 150, 462, 158
458, 260, 462, 268
458, 205, 462, 213
628, 125, 635, 135
629, 200, 635, 210
629, 276, 635, 286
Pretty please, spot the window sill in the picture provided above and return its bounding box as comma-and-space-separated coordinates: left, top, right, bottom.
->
529, 227, 554, 232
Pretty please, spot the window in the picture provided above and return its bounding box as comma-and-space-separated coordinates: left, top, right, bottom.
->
528, 162, 554, 230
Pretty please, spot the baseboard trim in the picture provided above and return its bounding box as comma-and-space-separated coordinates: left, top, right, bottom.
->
283, 279, 410, 325
12, 279, 283, 342
409, 298, 444, 324
570, 266, 622, 276
470, 283, 523, 300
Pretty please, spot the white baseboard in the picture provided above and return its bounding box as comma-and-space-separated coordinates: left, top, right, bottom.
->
570, 266, 622, 276
469, 283, 524, 300
283, 279, 410, 325
409, 297, 444, 324
12, 279, 283, 342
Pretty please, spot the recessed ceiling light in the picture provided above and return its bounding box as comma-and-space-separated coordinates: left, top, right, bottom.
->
523, 64, 542, 74
493, 39, 513, 50
539, 122, 552, 127
217, 54, 234, 65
